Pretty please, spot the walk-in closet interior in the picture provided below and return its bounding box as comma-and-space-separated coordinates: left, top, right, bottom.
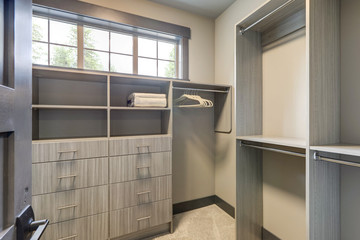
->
2, 0, 360, 239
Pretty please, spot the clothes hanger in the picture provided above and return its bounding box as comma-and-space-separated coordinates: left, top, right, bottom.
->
174, 90, 213, 108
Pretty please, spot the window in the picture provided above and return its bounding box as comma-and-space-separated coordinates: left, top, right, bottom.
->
32, 16, 179, 78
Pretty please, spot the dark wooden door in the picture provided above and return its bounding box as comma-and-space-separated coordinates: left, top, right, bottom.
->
0, 0, 33, 239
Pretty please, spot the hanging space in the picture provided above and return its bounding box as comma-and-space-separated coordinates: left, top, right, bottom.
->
308, 0, 360, 239
171, 81, 232, 215
235, 0, 307, 239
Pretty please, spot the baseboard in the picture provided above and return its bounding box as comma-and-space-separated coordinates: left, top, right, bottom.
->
262, 228, 281, 240
214, 195, 235, 218
173, 195, 235, 219
173, 196, 215, 215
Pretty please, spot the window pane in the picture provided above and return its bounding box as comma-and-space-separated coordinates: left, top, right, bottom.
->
50, 45, 77, 68
50, 20, 77, 46
138, 37, 157, 58
138, 58, 157, 76
32, 42, 48, 65
32, 17, 48, 42
110, 54, 132, 74
158, 60, 175, 78
84, 50, 109, 71
84, 27, 109, 51
158, 41, 175, 61
111, 32, 132, 55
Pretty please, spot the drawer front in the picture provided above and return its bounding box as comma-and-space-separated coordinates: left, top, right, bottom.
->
32, 139, 108, 163
110, 152, 171, 183
110, 199, 172, 238
41, 213, 108, 240
32, 157, 108, 195
33, 185, 108, 223
109, 136, 171, 156
110, 175, 172, 210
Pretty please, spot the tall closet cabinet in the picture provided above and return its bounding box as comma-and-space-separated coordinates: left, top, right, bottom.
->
236, 0, 360, 239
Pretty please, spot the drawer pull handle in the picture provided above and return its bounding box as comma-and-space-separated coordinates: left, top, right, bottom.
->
137, 191, 151, 196
137, 216, 151, 221
57, 204, 78, 210
57, 174, 77, 179
58, 150, 78, 154
58, 234, 77, 240
136, 166, 150, 169
136, 145, 150, 153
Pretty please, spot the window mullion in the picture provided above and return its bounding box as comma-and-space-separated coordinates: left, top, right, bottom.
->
77, 24, 84, 69
133, 36, 138, 75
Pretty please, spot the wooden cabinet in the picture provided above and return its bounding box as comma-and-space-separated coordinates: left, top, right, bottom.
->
32, 185, 108, 223
32, 157, 108, 195
41, 213, 108, 240
109, 199, 172, 238
32, 135, 172, 239
109, 135, 172, 156
110, 175, 172, 210
109, 152, 172, 183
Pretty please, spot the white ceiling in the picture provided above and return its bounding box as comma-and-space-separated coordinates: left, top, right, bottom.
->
149, 0, 236, 18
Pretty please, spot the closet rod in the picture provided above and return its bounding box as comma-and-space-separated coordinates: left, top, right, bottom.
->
172, 86, 229, 93
239, 0, 295, 35
240, 141, 305, 158
314, 152, 360, 168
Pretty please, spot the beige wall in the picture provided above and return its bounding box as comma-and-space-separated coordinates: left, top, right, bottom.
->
214, 0, 266, 208
80, 0, 215, 84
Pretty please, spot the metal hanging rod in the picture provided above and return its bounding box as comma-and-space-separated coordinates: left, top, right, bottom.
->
172, 86, 229, 93
240, 141, 305, 158
239, 0, 296, 35
314, 152, 360, 168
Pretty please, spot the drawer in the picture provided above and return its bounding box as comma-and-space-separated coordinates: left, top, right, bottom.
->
109, 152, 171, 183
41, 213, 108, 240
33, 185, 108, 223
32, 139, 108, 163
110, 175, 172, 210
109, 135, 171, 156
110, 199, 172, 238
32, 157, 108, 195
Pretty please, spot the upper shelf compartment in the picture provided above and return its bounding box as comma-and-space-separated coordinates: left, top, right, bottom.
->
238, 0, 305, 46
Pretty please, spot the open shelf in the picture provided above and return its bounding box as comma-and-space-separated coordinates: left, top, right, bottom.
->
311, 144, 360, 157
32, 105, 107, 110
237, 135, 306, 149
110, 107, 170, 111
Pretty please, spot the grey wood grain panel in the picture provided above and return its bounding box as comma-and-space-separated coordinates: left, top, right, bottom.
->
109, 152, 172, 183
308, 0, 340, 239
40, 213, 108, 240
109, 199, 172, 238
309, 151, 340, 240
238, 0, 304, 33
109, 135, 172, 156
32, 157, 108, 195
32, 185, 108, 224
110, 175, 172, 210
32, 139, 108, 163
262, 9, 305, 46
235, 30, 262, 137
236, 143, 263, 240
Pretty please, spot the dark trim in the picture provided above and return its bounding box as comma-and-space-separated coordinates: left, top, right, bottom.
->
214, 195, 235, 218
173, 195, 235, 219
32, 0, 191, 39
173, 196, 215, 215
262, 228, 281, 240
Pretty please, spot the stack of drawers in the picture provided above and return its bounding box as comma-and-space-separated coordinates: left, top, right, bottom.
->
32, 135, 172, 240
32, 138, 109, 240
109, 136, 172, 238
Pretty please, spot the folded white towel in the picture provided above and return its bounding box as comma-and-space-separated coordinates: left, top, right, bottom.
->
128, 97, 167, 107
128, 93, 166, 100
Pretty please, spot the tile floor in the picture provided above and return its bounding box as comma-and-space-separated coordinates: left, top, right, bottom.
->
145, 204, 235, 240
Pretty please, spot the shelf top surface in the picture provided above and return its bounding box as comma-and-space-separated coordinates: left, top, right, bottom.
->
311, 144, 360, 157
237, 135, 307, 149
32, 104, 107, 110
